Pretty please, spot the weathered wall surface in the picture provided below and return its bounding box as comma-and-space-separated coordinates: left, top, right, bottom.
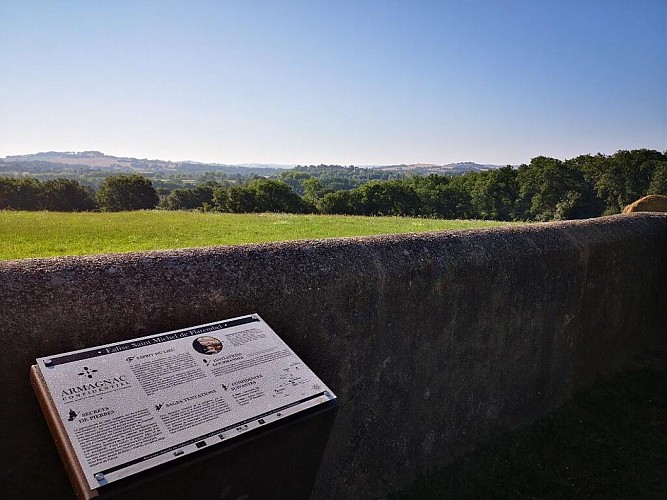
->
1, 213, 666, 499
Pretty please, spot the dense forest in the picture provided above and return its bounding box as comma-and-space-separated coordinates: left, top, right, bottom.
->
1, 149, 666, 221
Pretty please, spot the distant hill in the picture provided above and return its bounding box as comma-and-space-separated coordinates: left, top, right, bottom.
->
0, 152, 511, 185
372, 162, 509, 175
1, 151, 292, 176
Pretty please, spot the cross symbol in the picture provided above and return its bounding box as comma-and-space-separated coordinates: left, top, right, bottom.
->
78, 367, 98, 379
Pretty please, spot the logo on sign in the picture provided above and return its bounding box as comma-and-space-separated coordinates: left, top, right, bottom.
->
61, 370, 131, 402
78, 366, 98, 379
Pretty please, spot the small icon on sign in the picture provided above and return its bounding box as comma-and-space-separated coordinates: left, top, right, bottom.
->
155, 403, 164, 411
67, 409, 78, 421
78, 366, 98, 379
174, 450, 184, 457
195, 441, 207, 448
218, 434, 226, 440
221, 384, 228, 391
258, 419, 265, 425
125, 356, 135, 363
203, 359, 209, 365
193, 336, 222, 355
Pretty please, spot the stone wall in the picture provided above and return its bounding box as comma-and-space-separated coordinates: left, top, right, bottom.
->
1, 213, 665, 499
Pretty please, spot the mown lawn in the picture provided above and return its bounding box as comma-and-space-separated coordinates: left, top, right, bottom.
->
391, 350, 667, 500
0, 211, 510, 260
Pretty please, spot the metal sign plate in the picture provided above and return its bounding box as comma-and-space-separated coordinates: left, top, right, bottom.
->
36, 314, 335, 490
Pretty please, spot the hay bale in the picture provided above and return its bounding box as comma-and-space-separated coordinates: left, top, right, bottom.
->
623, 194, 667, 213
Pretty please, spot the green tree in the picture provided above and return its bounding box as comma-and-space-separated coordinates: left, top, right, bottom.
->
578, 150, 666, 213
302, 177, 326, 202
517, 157, 599, 221
246, 179, 313, 213
159, 186, 214, 210
40, 179, 96, 211
648, 161, 667, 195
219, 180, 312, 213
614, 149, 664, 205
211, 187, 230, 212
279, 171, 311, 195
0, 177, 41, 210
0, 178, 18, 209
317, 190, 362, 215
471, 166, 520, 220
96, 174, 159, 212
225, 185, 257, 213
356, 180, 421, 216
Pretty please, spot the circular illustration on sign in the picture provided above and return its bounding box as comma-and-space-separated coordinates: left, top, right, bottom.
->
192, 336, 223, 355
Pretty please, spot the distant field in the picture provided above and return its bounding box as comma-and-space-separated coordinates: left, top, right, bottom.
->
0, 211, 511, 260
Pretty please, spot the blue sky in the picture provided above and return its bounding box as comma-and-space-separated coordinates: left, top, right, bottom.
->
1, 0, 664, 165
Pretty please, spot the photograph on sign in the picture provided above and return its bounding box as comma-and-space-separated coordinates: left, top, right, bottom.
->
34, 314, 336, 490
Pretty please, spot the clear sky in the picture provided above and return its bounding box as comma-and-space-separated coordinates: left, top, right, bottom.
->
1, 0, 665, 165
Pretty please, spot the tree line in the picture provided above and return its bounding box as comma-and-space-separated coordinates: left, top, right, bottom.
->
0, 175, 158, 212
1, 149, 666, 221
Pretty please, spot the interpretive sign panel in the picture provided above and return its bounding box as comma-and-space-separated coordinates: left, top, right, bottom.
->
34, 314, 335, 492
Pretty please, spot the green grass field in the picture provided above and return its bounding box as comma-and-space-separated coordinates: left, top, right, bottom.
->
0, 211, 509, 260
